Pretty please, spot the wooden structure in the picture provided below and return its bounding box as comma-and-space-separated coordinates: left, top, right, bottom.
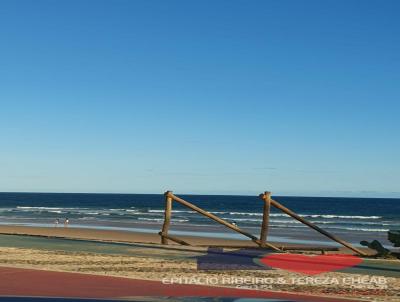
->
160, 190, 367, 256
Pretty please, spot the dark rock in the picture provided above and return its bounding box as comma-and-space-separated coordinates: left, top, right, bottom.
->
360, 240, 391, 257
388, 230, 400, 247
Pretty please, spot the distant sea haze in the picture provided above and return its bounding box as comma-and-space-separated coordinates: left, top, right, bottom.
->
0, 193, 399, 246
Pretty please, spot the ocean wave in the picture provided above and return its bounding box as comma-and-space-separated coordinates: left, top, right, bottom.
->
225, 212, 382, 220
269, 224, 308, 228
124, 212, 163, 216
310, 220, 395, 226
228, 212, 263, 216
340, 227, 388, 232
79, 217, 96, 220
137, 217, 165, 222
265, 224, 388, 232
228, 218, 263, 222
225, 218, 301, 224
149, 209, 197, 214
0, 208, 13, 212
13, 206, 384, 221
9, 204, 391, 234
17, 206, 65, 210
16, 206, 91, 211
304, 225, 389, 232
306, 214, 382, 219
210, 217, 396, 228
204, 211, 382, 220
138, 217, 188, 223
270, 219, 301, 224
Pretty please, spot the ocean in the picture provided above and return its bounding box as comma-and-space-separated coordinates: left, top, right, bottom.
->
0, 192, 399, 247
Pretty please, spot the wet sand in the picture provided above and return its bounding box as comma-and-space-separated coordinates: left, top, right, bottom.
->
0, 225, 263, 247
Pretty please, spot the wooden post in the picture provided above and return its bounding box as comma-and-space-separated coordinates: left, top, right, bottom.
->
270, 198, 367, 256
161, 191, 173, 244
158, 232, 191, 246
167, 192, 281, 251
260, 191, 271, 247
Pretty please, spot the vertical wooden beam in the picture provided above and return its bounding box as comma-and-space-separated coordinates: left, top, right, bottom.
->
260, 191, 271, 247
161, 191, 173, 244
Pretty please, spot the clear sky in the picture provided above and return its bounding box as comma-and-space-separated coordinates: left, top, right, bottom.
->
0, 0, 399, 197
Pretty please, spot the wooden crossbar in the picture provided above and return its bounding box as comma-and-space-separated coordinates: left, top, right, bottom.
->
259, 192, 367, 256
158, 232, 191, 246
159, 190, 367, 257
160, 191, 281, 251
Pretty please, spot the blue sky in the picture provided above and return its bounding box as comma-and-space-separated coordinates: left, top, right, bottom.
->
0, 0, 399, 197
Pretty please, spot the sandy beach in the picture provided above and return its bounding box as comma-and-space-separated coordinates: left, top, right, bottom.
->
0, 225, 399, 301
0, 225, 263, 247
0, 224, 378, 254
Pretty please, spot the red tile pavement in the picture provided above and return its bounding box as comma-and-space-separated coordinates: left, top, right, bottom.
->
0, 267, 359, 301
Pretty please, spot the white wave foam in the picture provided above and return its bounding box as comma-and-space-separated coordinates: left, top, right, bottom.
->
307, 214, 382, 219
224, 212, 382, 219
228, 212, 263, 216
17, 206, 64, 210
269, 224, 307, 228
137, 218, 165, 222
270, 219, 301, 224
209, 211, 228, 215
138, 217, 188, 223
342, 227, 388, 232
16, 206, 91, 211
310, 220, 391, 226
150, 209, 198, 214
16, 205, 381, 221
79, 217, 96, 220
229, 218, 263, 222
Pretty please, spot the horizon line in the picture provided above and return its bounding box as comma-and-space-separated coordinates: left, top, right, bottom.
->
0, 190, 399, 199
